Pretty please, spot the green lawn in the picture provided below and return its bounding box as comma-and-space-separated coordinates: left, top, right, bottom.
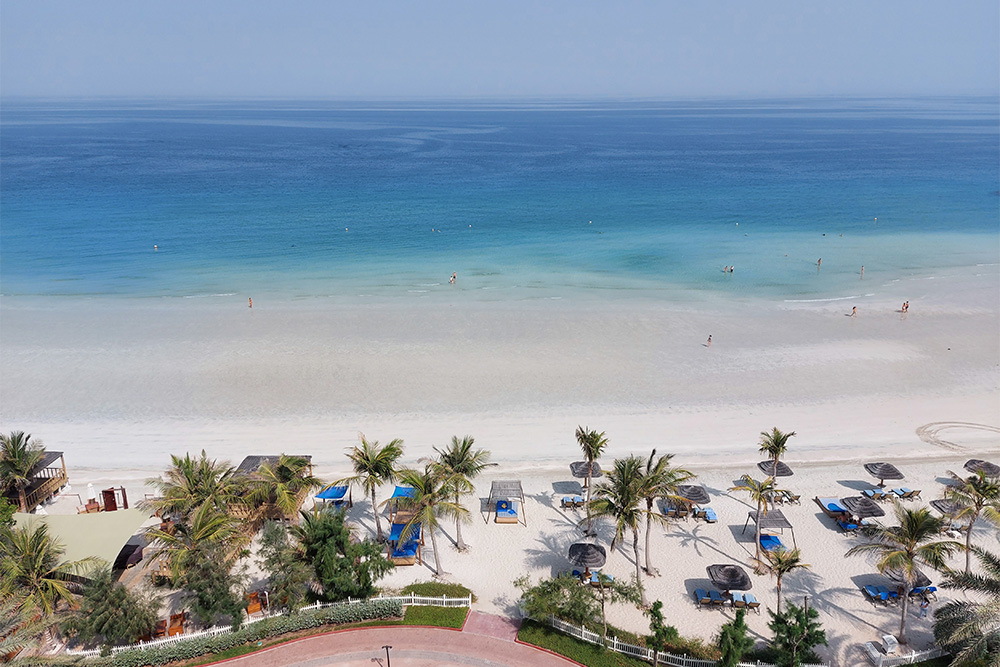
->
403, 605, 469, 628
400, 581, 477, 603
517, 619, 651, 667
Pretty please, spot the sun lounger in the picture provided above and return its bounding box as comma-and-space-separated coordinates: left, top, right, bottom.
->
694, 588, 712, 608
167, 613, 185, 637
731, 592, 746, 608
910, 586, 937, 600
876, 585, 899, 604
863, 489, 888, 501
561, 495, 583, 508
760, 534, 785, 552
863, 585, 885, 606
903, 488, 920, 499
495, 499, 519, 523
709, 590, 726, 606
152, 620, 167, 639
743, 593, 760, 613
702, 508, 718, 523
814, 497, 848, 519
676, 506, 690, 519
590, 572, 614, 587
390, 540, 421, 565
837, 518, 860, 533
663, 506, 678, 518
782, 490, 801, 505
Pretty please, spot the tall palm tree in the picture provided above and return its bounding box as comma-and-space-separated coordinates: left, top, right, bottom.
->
144, 503, 240, 586
0, 522, 99, 616
944, 470, 1000, 573
575, 426, 608, 535
588, 455, 649, 607
432, 435, 495, 551
142, 450, 241, 520
847, 502, 962, 644
389, 465, 465, 576
247, 454, 322, 521
0, 431, 44, 512
765, 547, 810, 613
933, 546, 1000, 666
636, 449, 694, 576
729, 474, 777, 565
338, 435, 404, 542
758, 427, 795, 471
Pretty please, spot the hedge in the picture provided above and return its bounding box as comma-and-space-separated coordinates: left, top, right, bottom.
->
86, 599, 402, 667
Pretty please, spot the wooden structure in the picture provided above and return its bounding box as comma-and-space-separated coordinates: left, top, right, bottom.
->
230, 454, 314, 521
5, 450, 69, 512
486, 480, 526, 526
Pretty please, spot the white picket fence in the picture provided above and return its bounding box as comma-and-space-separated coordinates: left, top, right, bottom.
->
66, 593, 471, 658
541, 615, 829, 667
862, 642, 948, 666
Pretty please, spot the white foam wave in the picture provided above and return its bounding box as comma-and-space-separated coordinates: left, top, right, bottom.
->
182, 293, 237, 298
784, 295, 863, 303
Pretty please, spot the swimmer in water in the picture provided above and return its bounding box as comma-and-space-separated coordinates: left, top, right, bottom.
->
249, 297, 253, 309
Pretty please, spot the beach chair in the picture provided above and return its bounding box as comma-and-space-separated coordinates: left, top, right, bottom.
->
911, 586, 938, 600
731, 592, 747, 609
693, 507, 707, 519
152, 620, 167, 639
561, 496, 580, 509
694, 588, 712, 608
837, 518, 860, 534
167, 613, 185, 637
863, 489, 887, 502
389, 540, 421, 565
760, 534, 785, 552
246, 592, 263, 617
814, 497, 848, 519
743, 593, 761, 614
905, 488, 921, 500
709, 590, 726, 606
702, 508, 718, 523
876, 586, 899, 604
863, 585, 885, 606
495, 499, 519, 524
663, 506, 678, 518
676, 506, 690, 520
782, 490, 801, 505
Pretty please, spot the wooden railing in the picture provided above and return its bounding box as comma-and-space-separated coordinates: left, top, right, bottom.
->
24, 469, 68, 511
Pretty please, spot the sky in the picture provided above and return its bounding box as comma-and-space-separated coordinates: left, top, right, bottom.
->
1, 1, 997, 99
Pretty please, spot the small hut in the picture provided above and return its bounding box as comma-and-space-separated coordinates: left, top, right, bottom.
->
3, 450, 69, 513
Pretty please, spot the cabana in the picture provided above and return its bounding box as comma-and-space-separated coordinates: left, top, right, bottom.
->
233, 454, 314, 520
486, 480, 526, 526
757, 460, 794, 477
964, 459, 1000, 477
314, 485, 352, 509
386, 521, 422, 566
864, 462, 904, 488
386, 486, 416, 523
4, 450, 69, 512
743, 509, 797, 548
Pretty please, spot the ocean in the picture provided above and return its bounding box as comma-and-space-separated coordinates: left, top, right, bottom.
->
1, 97, 997, 305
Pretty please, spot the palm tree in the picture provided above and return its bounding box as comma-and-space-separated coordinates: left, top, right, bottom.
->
432, 435, 495, 551
142, 450, 241, 520
758, 427, 795, 472
575, 426, 608, 535
389, 465, 465, 576
730, 474, 777, 565
0, 522, 99, 616
247, 454, 322, 521
765, 547, 810, 613
338, 435, 404, 542
588, 455, 649, 607
0, 431, 44, 512
144, 503, 239, 586
847, 502, 963, 644
636, 449, 694, 576
933, 546, 1000, 665
944, 470, 1000, 573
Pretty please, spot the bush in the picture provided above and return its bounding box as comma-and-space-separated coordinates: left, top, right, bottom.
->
86, 599, 402, 667
399, 581, 476, 603
517, 619, 649, 667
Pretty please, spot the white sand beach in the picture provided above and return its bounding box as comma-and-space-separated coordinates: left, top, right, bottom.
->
2, 263, 998, 665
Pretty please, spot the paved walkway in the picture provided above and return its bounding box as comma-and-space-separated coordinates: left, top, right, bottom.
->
217, 626, 579, 667
461, 611, 520, 641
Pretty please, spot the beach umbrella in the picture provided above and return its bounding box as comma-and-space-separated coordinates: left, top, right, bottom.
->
841, 496, 885, 519
964, 459, 1000, 477
707, 564, 752, 592
864, 462, 904, 488
930, 499, 961, 517
757, 460, 794, 477
676, 484, 710, 505
568, 542, 606, 577
885, 568, 932, 589
86, 483, 96, 501
570, 461, 602, 481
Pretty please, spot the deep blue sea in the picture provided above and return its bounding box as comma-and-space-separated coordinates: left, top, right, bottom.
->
1, 97, 997, 303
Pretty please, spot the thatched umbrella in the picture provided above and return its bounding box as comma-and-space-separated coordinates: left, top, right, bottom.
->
864, 462, 905, 488
964, 459, 1000, 477
707, 564, 752, 593
676, 484, 710, 505
568, 542, 607, 578
930, 499, 961, 517
757, 460, 794, 477
570, 461, 602, 484
841, 496, 886, 519
885, 568, 932, 589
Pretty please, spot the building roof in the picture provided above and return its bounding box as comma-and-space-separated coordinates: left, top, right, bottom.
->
12, 509, 148, 571
235, 454, 312, 475
30, 451, 64, 476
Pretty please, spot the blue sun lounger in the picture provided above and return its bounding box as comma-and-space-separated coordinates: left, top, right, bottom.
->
496, 499, 518, 523
694, 589, 712, 608
760, 534, 785, 552
837, 518, 860, 533
709, 590, 726, 606
743, 593, 761, 613
815, 497, 848, 518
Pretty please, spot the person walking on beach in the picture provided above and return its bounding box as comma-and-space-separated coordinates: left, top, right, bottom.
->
707, 335, 712, 348
851, 306, 857, 317
903, 301, 909, 313
248, 297, 253, 309
919, 598, 930, 618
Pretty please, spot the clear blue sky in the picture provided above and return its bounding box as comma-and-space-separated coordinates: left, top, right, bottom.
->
2, 1, 997, 99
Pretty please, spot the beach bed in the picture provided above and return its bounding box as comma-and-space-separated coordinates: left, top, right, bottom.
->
495, 500, 519, 524
814, 497, 848, 519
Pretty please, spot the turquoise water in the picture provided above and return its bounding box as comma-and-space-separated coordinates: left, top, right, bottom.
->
1, 97, 997, 304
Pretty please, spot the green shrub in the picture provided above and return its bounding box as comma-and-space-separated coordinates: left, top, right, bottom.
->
85, 599, 402, 667
399, 581, 476, 603
517, 619, 648, 667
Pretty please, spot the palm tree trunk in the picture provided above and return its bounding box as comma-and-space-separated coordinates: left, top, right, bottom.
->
455, 491, 466, 551
372, 489, 383, 542
430, 525, 444, 576
898, 585, 909, 643
600, 587, 607, 643
17, 486, 27, 513
644, 500, 654, 576
965, 515, 975, 573
776, 575, 783, 614
754, 499, 762, 563
585, 469, 593, 535
633, 529, 647, 607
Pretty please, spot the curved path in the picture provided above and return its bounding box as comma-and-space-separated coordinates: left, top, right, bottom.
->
214, 625, 579, 667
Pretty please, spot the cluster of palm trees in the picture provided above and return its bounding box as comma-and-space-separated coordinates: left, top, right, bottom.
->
336, 434, 494, 576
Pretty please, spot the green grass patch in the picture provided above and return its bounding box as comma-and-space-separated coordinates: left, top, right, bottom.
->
399, 580, 477, 603
517, 619, 650, 667
403, 605, 469, 628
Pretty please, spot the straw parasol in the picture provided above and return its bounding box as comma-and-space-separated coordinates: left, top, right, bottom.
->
930, 499, 961, 517
841, 496, 886, 519
570, 461, 602, 481
757, 460, 794, 477
568, 542, 606, 577
964, 459, 1000, 477
864, 462, 905, 487
676, 484, 711, 505
707, 564, 752, 592
885, 568, 932, 589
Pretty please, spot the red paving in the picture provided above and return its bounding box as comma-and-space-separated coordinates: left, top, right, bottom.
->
462, 611, 520, 641
217, 626, 579, 666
